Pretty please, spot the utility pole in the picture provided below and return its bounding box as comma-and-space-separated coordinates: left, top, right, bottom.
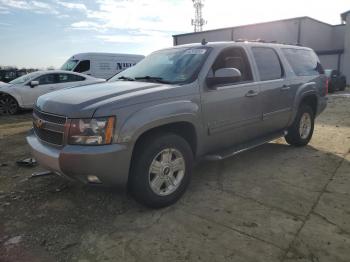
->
191, 0, 207, 32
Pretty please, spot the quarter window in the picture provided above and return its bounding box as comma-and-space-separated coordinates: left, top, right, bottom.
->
282, 48, 324, 76
74, 60, 90, 73
252, 47, 284, 81
58, 74, 85, 83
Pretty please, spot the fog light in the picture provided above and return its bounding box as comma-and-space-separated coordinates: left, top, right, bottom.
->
87, 175, 101, 184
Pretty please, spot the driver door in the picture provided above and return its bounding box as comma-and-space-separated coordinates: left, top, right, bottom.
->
201, 47, 262, 152
22, 73, 58, 106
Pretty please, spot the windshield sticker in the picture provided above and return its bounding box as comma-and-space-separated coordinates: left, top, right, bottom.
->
184, 49, 207, 55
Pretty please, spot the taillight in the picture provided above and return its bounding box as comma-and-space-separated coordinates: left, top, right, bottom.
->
325, 79, 329, 95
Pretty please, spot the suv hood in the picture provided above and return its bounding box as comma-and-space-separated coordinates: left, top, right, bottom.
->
36, 81, 177, 118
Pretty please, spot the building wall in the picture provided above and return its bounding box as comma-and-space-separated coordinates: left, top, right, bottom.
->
342, 16, 350, 84
300, 18, 333, 51
233, 19, 299, 44
319, 54, 339, 70
332, 25, 346, 50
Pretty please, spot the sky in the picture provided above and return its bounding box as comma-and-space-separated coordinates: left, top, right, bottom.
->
0, 0, 349, 69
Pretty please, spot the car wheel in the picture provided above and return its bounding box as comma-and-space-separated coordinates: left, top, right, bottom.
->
0, 95, 19, 115
285, 104, 314, 147
129, 133, 193, 208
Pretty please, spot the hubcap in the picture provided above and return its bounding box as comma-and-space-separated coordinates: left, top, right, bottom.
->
0, 96, 17, 115
148, 148, 186, 196
299, 112, 312, 139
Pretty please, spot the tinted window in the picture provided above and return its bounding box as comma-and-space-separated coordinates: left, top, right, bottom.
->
252, 47, 283, 81
74, 60, 90, 73
210, 47, 253, 83
58, 74, 85, 83
36, 74, 57, 85
282, 48, 324, 76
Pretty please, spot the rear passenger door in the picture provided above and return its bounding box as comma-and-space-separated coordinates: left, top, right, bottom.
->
251, 47, 292, 133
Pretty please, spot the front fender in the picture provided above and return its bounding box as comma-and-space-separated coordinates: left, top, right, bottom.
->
0, 89, 23, 108
117, 100, 201, 145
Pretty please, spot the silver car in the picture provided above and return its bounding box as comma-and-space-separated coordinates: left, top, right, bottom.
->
0, 70, 105, 115
27, 42, 328, 208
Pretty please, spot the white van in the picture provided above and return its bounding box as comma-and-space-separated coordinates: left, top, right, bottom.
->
61, 53, 145, 79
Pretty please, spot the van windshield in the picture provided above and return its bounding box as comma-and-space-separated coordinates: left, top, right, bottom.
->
61, 59, 79, 71
109, 47, 211, 84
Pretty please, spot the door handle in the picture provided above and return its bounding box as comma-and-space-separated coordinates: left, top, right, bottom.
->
245, 90, 259, 97
281, 85, 290, 91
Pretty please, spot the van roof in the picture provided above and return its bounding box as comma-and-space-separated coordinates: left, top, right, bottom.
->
71, 52, 145, 58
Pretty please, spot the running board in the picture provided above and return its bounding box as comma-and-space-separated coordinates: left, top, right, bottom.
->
204, 130, 287, 161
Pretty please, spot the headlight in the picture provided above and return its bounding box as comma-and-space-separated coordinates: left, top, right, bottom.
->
68, 116, 115, 145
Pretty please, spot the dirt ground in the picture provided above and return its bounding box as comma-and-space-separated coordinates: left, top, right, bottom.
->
0, 90, 350, 262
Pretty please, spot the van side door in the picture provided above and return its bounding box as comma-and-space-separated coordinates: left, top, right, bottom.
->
250, 46, 292, 133
201, 46, 262, 151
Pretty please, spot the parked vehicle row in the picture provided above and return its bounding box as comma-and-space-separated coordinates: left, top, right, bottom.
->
61, 53, 145, 79
325, 69, 347, 92
27, 41, 328, 208
0, 70, 105, 115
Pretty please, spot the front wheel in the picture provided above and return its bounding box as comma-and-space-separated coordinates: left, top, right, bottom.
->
129, 133, 193, 208
0, 95, 19, 115
285, 104, 314, 146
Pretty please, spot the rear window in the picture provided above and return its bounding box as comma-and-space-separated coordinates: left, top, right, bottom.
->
282, 48, 324, 76
252, 47, 284, 81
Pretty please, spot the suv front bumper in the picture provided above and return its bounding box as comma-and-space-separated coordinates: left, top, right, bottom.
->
26, 129, 132, 188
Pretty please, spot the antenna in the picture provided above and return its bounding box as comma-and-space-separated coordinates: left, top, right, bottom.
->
191, 0, 207, 32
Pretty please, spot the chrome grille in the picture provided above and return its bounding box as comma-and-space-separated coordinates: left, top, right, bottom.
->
33, 108, 67, 145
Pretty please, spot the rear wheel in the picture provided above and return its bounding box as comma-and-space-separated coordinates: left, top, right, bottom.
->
129, 133, 193, 208
0, 95, 19, 115
285, 104, 314, 146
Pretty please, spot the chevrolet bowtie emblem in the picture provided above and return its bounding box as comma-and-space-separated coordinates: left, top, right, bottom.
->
34, 118, 44, 129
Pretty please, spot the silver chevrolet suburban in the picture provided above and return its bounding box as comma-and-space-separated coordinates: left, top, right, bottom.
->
27, 41, 327, 208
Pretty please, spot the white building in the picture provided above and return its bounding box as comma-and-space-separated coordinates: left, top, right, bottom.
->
173, 10, 350, 84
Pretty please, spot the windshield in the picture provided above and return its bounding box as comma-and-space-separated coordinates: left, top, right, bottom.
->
9, 71, 41, 85
109, 47, 211, 84
61, 59, 79, 71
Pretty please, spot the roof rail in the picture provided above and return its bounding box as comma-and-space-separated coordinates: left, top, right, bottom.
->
234, 39, 303, 46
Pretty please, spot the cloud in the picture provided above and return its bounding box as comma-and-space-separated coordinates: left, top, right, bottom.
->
57, 1, 87, 12
0, 0, 59, 15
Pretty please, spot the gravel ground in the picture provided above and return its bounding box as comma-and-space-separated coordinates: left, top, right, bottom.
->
0, 90, 349, 262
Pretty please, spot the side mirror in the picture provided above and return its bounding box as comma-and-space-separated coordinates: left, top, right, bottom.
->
29, 81, 39, 88
206, 68, 242, 88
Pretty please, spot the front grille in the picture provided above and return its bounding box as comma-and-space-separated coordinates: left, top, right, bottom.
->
33, 107, 66, 125
34, 125, 64, 145
33, 108, 67, 145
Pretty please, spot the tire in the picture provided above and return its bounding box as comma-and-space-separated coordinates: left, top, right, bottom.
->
285, 104, 314, 147
129, 133, 193, 208
0, 94, 19, 115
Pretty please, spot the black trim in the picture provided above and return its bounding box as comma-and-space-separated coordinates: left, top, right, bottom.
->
316, 49, 344, 55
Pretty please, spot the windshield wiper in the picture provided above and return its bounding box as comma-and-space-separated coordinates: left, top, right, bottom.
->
134, 76, 171, 84
117, 76, 135, 81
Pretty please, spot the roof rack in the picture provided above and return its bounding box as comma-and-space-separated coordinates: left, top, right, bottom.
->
234, 39, 303, 46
